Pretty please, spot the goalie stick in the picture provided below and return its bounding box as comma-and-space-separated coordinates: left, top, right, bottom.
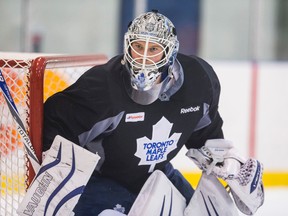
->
0, 69, 40, 172
0, 69, 101, 215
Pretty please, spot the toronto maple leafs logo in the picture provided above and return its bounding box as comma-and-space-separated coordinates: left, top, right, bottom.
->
134, 117, 182, 173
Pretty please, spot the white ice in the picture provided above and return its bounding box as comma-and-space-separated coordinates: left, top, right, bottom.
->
239, 187, 288, 216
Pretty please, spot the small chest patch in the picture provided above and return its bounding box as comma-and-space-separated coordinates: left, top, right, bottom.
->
125, 112, 145, 122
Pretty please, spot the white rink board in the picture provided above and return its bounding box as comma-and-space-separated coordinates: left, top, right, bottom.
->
172, 61, 288, 172
256, 62, 288, 170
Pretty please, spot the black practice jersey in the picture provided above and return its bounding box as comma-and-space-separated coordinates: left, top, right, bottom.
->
43, 53, 224, 193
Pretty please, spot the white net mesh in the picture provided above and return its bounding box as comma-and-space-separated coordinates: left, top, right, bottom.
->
0, 52, 107, 215
0, 62, 30, 216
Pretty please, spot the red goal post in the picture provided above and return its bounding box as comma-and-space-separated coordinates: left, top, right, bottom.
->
0, 52, 107, 215
30, 54, 108, 175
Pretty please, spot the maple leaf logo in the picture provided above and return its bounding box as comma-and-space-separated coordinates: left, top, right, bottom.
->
134, 117, 182, 173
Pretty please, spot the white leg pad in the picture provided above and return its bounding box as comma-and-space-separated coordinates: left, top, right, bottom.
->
128, 170, 186, 216
98, 209, 127, 216
184, 172, 239, 216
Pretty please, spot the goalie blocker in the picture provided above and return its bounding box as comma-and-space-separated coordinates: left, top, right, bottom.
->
17, 135, 101, 216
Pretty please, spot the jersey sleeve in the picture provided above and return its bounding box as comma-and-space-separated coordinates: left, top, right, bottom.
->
43, 92, 80, 151
185, 56, 224, 149
42, 66, 111, 151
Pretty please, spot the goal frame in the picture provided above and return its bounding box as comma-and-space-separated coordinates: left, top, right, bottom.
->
30, 55, 107, 177
0, 53, 107, 182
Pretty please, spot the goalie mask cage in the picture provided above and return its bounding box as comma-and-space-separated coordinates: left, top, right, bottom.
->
0, 52, 107, 216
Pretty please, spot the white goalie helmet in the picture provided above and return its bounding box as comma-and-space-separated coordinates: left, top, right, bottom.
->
123, 10, 179, 91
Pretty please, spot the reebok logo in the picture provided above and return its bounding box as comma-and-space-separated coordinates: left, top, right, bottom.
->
180, 106, 200, 114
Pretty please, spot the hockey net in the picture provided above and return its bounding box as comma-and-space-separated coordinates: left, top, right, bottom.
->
0, 52, 107, 215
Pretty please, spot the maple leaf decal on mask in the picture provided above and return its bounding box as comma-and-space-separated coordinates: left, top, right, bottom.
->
134, 116, 182, 172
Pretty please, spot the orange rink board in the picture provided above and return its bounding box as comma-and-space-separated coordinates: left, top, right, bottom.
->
182, 171, 288, 188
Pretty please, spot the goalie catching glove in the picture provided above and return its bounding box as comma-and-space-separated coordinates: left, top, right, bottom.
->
186, 139, 264, 215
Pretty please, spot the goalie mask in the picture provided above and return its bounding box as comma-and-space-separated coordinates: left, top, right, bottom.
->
123, 10, 179, 102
